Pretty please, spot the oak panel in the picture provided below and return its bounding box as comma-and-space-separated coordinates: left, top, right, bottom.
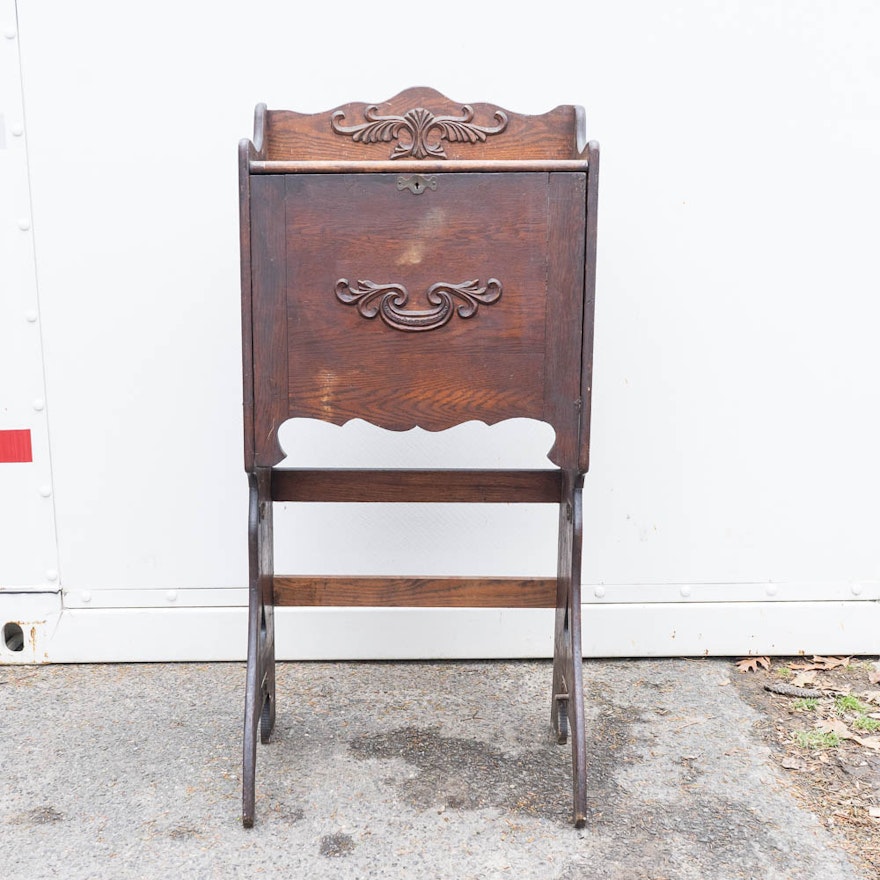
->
271, 468, 562, 503
274, 576, 557, 608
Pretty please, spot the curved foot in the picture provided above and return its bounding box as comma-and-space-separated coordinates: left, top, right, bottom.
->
243, 685, 258, 828
552, 473, 588, 827
568, 672, 587, 826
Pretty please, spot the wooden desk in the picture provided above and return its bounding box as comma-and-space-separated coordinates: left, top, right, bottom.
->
239, 87, 599, 827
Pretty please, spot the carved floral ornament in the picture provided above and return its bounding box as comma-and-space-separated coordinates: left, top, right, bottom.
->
330, 103, 509, 159
335, 278, 502, 332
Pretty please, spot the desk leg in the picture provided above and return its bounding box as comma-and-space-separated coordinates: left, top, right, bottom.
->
551, 471, 587, 827
243, 468, 276, 828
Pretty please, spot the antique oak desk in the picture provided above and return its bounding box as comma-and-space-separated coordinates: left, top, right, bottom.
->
239, 88, 599, 827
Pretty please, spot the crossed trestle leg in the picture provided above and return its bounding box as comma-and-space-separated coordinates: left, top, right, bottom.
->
242, 468, 276, 828
551, 471, 587, 828
241, 465, 587, 828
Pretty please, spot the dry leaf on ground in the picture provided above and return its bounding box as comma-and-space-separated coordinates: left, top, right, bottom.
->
791, 671, 817, 688
790, 656, 852, 672
816, 718, 850, 737
736, 656, 771, 673
815, 719, 880, 750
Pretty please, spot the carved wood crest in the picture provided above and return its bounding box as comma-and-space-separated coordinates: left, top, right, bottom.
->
330, 104, 509, 160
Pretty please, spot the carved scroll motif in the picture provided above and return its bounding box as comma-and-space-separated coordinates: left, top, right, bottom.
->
335, 278, 502, 332
330, 104, 509, 159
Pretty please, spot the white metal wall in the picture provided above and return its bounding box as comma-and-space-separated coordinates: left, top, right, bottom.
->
0, 0, 61, 661
2, 1, 879, 662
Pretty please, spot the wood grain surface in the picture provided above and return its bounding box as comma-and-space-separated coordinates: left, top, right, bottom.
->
274, 576, 557, 608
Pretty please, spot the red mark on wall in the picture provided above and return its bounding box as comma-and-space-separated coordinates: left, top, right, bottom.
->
0, 430, 33, 463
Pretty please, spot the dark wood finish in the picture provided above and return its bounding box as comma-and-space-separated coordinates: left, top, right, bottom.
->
579, 141, 601, 473
239, 87, 599, 829
248, 170, 586, 463
544, 173, 587, 468
274, 576, 557, 608
242, 468, 274, 828
250, 158, 590, 174
551, 472, 588, 827
250, 176, 288, 467
238, 141, 255, 471
262, 87, 582, 163
271, 469, 562, 504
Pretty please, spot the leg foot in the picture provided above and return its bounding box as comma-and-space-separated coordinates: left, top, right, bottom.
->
242, 469, 275, 828
552, 472, 588, 827
242, 662, 259, 827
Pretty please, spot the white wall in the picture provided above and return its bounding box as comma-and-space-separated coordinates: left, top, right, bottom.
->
3, 1, 879, 658
0, 0, 57, 594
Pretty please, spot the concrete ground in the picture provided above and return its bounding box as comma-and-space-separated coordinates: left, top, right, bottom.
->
0, 658, 869, 880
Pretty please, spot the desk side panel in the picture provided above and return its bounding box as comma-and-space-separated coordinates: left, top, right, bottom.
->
543, 172, 587, 469
579, 142, 600, 473
250, 175, 289, 467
